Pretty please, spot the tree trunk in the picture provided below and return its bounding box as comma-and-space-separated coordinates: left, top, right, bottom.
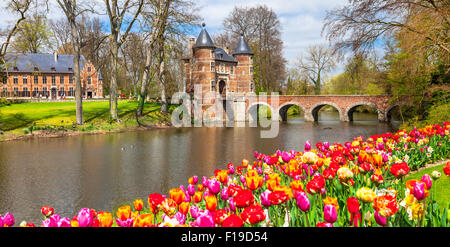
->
158, 45, 167, 113
137, 44, 153, 117
109, 39, 119, 120
70, 14, 83, 125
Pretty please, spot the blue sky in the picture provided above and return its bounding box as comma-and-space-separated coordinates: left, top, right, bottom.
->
1, 0, 349, 72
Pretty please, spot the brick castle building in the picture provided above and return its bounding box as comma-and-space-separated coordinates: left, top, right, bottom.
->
183, 24, 254, 99
0, 53, 103, 99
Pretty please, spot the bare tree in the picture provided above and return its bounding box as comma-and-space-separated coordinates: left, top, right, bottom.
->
56, 0, 93, 125
322, 0, 450, 55
296, 44, 337, 95
0, 0, 33, 66
103, 0, 144, 121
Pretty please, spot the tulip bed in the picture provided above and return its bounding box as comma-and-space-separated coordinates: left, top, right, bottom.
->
1, 123, 450, 227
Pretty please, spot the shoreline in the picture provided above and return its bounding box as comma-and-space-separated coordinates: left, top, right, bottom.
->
0, 122, 174, 142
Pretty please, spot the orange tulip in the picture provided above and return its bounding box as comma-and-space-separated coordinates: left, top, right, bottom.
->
205, 195, 217, 212
71, 220, 79, 227
169, 188, 186, 205
274, 185, 293, 199
197, 184, 204, 192
133, 199, 143, 212
193, 191, 203, 203
245, 175, 262, 191
242, 159, 249, 167
246, 169, 258, 177
372, 154, 383, 167
268, 173, 281, 184
97, 212, 113, 227
179, 202, 190, 215
161, 198, 177, 217
290, 180, 304, 192
216, 170, 228, 184
267, 178, 278, 191
116, 205, 132, 221
133, 214, 154, 227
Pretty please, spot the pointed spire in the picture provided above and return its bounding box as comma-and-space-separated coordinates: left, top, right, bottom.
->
233, 32, 253, 56
193, 23, 215, 49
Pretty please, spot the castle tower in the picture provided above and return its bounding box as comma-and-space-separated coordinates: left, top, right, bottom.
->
233, 33, 254, 93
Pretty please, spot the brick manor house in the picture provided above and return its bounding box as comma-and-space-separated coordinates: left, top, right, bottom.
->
0, 53, 103, 99
182, 24, 254, 98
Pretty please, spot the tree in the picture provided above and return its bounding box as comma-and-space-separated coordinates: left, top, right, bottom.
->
56, 0, 93, 125
11, 13, 52, 53
296, 44, 337, 95
103, 0, 144, 121
322, 0, 450, 56
222, 5, 287, 92
0, 0, 33, 66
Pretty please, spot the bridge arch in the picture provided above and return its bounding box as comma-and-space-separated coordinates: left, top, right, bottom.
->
308, 102, 343, 122
247, 102, 276, 123
278, 102, 306, 122
345, 102, 380, 122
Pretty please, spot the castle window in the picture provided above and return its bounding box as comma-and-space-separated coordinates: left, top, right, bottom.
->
211, 81, 216, 92
69, 76, 73, 84
68, 68, 73, 72
87, 67, 91, 72
87, 76, 92, 85
51, 75, 56, 85
211, 51, 214, 58
34, 75, 38, 84
23, 76, 27, 84
230, 66, 234, 74
250, 67, 253, 74
13, 76, 18, 84
43, 76, 47, 84
250, 82, 254, 92
210, 62, 215, 72
60, 76, 64, 84
2, 76, 6, 84
51, 67, 56, 72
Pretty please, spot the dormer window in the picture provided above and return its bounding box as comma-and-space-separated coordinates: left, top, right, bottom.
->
51, 67, 56, 72
68, 68, 73, 72
34, 67, 39, 71
13, 67, 18, 71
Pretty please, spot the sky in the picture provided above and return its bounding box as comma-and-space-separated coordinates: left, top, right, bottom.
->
0, 0, 349, 72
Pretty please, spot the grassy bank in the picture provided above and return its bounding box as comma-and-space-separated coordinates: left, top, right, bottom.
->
0, 100, 173, 140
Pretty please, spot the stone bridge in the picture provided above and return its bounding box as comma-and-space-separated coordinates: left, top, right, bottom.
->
236, 95, 406, 122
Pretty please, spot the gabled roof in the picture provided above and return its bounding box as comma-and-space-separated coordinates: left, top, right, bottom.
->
233, 33, 253, 56
193, 23, 215, 49
1, 53, 88, 73
214, 48, 237, 63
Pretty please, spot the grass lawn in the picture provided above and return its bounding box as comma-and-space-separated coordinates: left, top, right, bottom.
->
0, 100, 172, 137
406, 162, 450, 211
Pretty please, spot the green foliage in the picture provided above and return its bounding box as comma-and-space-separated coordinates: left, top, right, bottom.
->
0, 98, 11, 106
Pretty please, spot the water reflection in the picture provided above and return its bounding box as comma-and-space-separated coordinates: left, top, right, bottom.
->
0, 112, 399, 223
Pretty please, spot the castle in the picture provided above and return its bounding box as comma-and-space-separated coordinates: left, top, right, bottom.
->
182, 24, 254, 99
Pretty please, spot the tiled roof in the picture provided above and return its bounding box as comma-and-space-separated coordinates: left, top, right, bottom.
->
215, 48, 237, 63
2, 53, 88, 73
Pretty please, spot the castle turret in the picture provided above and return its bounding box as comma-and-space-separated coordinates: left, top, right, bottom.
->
233, 33, 254, 93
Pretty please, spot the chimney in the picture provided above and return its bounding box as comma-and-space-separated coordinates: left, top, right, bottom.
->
189, 37, 195, 57
54, 52, 58, 63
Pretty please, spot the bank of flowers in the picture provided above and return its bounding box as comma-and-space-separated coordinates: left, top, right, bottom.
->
2, 123, 450, 227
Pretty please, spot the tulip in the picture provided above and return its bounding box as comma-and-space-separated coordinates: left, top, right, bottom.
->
281, 151, 291, 163
221, 187, 229, 201
42, 218, 55, 227
195, 210, 214, 227
116, 218, 134, 227
40, 206, 54, 218
2, 212, 15, 227
323, 204, 337, 224
97, 212, 113, 227
374, 211, 387, 226
0, 216, 3, 227
179, 202, 190, 215
421, 174, 432, 190
323, 142, 330, 149
190, 206, 199, 218
202, 176, 208, 187
77, 208, 93, 227
296, 191, 310, 212
58, 217, 72, 227
133, 214, 154, 227
316, 222, 334, 227
431, 170, 441, 180
229, 198, 236, 212
305, 140, 311, 151
133, 199, 144, 212
208, 178, 221, 195
260, 191, 271, 207
205, 195, 217, 212
187, 184, 196, 196
412, 182, 426, 201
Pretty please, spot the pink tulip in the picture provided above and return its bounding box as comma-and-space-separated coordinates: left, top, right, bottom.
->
58, 217, 72, 227
229, 198, 236, 212
296, 191, 310, 212
281, 151, 291, 163
0, 216, 3, 227
195, 210, 214, 227
421, 174, 432, 190
413, 182, 426, 201
202, 176, 208, 187
374, 211, 387, 226
323, 204, 337, 224
260, 191, 271, 207
221, 187, 229, 201
305, 140, 311, 151
323, 142, 330, 149
228, 166, 235, 175
187, 184, 196, 196
192, 176, 198, 184
116, 218, 134, 227
190, 206, 199, 218
208, 178, 221, 195
77, 208, 93, 227
2, 212, 14, 227
42, 218, 55, 227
